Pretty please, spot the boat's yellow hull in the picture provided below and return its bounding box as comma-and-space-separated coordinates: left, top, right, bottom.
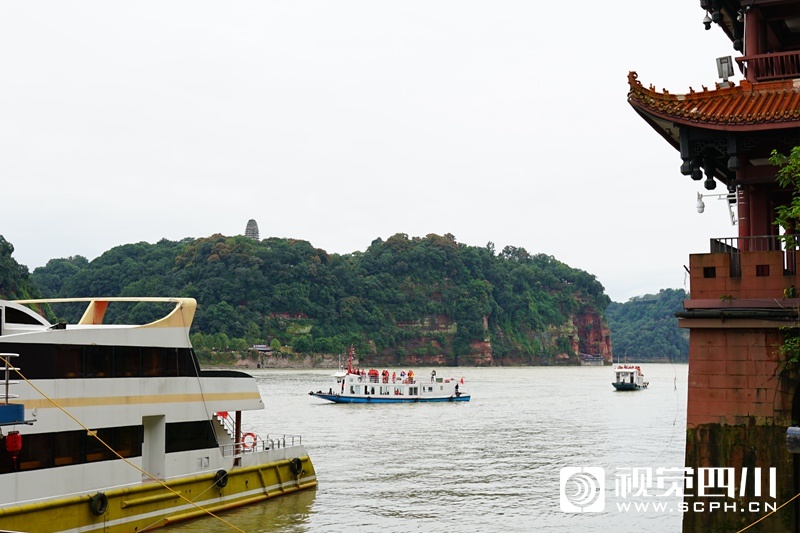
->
0, 456, 316, 533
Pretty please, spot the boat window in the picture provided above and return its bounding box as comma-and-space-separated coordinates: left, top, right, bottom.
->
3, 306, 45, 325
166, 348, 185, 377
85, 428, 113, 462
54, 431, 80, 466
0, 425, 144, 474
142, 348, 166, 377
115, 346, 141, 377
55, 345, 82, 378
2, 343, 55, 378
20, 433, 53, 471
0, 343, 199, 379
115, 426, 142, 457
85, 345, 112, 378
166, 421, 218, 453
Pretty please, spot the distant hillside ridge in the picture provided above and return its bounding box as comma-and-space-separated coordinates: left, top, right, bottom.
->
604, 288, 689, 363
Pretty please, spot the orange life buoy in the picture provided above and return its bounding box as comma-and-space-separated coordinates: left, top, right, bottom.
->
242, 432, 257, 450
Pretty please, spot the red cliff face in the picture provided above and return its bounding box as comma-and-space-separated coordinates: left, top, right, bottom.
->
370, 307, 610, 366
573, 307, 613, 363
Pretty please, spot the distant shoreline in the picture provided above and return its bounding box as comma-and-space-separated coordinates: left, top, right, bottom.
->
200, 355, 684, 370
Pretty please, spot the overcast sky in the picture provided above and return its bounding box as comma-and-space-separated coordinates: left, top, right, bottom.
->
1, 2, 740, 303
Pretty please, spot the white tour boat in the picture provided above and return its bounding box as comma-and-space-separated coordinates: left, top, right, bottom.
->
0, 297, 316, 533
309, 349, 469, 404
612, 364, 649, 391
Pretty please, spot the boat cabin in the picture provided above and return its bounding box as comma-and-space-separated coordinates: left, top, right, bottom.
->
337, 371, 461, 398
613, 364, 648, 391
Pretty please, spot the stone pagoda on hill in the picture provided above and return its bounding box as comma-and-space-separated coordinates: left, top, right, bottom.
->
244, 219, 259, 240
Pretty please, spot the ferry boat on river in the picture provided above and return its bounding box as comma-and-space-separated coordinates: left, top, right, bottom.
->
612, 364, 649, 391
0, 297, 316, 533
309, 349, 469, 404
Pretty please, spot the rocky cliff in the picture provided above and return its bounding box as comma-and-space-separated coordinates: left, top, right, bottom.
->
363, 305, 611, 367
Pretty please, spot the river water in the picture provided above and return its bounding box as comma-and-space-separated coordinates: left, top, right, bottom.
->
172, 364, 688, 532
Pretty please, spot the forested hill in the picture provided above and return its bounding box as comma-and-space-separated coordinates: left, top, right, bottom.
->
12, 232, 614, 366
0, 236, 45, 301
604, 289, 689, 362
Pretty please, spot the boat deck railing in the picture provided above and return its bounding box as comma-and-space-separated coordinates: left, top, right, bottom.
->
352, 372, 418, 384
221, 433, 304, 457
0, 353, 20, 404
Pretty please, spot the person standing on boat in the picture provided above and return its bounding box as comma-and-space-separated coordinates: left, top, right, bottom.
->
431, 369, 436, 382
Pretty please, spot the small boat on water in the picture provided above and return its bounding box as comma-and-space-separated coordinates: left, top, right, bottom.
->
0, 297, 316, 533
309, 348, 470, 404
612, 364, 649, 391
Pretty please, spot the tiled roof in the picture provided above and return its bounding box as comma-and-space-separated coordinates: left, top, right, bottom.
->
627, 71, 800, 130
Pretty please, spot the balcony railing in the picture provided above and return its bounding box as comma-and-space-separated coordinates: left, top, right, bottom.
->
710, 235, 799, 277
735, 50, 800, 82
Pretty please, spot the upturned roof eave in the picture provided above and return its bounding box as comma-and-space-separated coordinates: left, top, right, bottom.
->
626, 70, 800, 135
628, 96, 800, 134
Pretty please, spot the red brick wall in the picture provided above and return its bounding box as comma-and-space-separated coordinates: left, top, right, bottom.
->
687, 328, 788, 428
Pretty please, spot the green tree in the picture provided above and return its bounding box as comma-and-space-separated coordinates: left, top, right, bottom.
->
771, 146, 800, 240
292, 334, 313, 354
0, 235, 46, 301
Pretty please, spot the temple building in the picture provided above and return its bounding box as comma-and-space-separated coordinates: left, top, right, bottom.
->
628, 1, 800, 530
